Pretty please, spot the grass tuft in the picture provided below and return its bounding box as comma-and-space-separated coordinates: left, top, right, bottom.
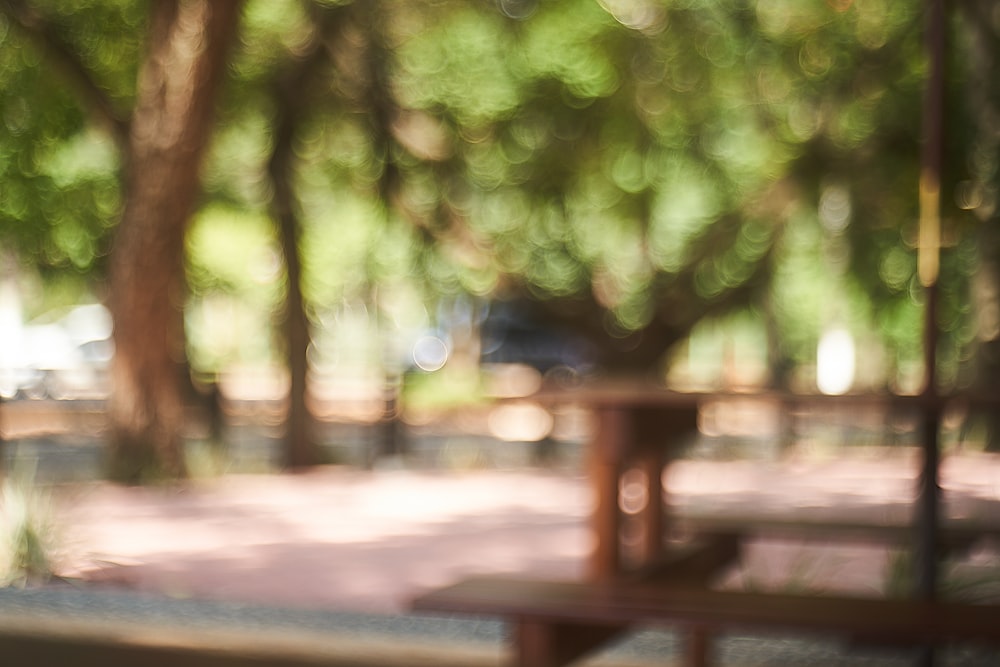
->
0, 468, 61, 587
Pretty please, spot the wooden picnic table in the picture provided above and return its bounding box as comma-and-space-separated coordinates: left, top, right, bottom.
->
556, 381, 702, 579
415, 379, 1000, 666
530, 379, 946, 581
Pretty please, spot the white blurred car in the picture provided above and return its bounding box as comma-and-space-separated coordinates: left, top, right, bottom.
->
1, 303, 113, 400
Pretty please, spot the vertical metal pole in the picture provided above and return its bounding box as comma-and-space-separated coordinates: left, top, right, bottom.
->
917, 1, 946, 664
0, 393, 5, 481
917, 290, 941, 605
917, 0, 945, 603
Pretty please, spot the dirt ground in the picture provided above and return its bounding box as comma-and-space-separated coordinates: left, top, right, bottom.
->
52, 452, 1000, 613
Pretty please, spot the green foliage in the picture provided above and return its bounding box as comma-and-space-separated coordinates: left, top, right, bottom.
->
0, 1, 138, 282
4, 0, 995, 390
195, 0, 984, 386
237, 0, 314, 81
401, 364, 485, 415
397, 5, 522, 124
185, 205, 283, 372
187, 205, 281, 298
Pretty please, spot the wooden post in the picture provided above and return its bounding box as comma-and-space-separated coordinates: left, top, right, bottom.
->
589, 405, 629, 579
634, 443, 664, 566
631, 404, 699, 568
684, 626, 711, 667
515, 619, 624, 667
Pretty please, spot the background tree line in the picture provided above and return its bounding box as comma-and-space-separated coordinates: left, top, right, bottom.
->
1, 0, 998, 481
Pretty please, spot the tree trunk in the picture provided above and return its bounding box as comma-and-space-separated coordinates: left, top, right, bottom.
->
107, 0, 242, 483
269, 107, 317, 470
263, 5, 351, 470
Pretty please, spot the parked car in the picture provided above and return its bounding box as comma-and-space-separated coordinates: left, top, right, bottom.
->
479, 300, 595, 376
3, 303, 113, 400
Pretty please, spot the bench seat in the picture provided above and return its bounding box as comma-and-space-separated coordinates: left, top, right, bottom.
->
674, 514, 1000, 553
412, 576, 1000, 667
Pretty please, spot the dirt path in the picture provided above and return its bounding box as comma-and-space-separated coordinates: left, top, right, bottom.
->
58, 468, 592, 612
53, 453, 1000, 612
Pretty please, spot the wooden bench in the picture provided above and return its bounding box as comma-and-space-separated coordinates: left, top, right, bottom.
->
673, 514, 1000, 552
412, 575, 1000, 667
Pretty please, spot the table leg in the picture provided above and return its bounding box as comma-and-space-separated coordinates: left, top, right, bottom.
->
630, 404, 696, 569
634, 445, 665, 567
684, 626, 711, 667
589, 406, 629, 579
515, 619, 625, 667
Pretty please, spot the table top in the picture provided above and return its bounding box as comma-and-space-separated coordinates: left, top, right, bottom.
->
526, 375, 991, 411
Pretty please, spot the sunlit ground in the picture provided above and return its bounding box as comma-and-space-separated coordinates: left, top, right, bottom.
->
55, 468, 594, 612
3, 388, 999, 613
35, 449, 1000, 613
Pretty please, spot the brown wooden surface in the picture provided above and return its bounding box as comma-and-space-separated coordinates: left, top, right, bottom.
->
459, 535, 737, 667
533, 379, 1000, 591
506, 378, 1000, 665
515, 619, 624, 667
412, 576, 1000, 646
530, 377, 999, 411
586, 401, 700, 578
589, 405, 629, 578
673, 514, 999, 551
